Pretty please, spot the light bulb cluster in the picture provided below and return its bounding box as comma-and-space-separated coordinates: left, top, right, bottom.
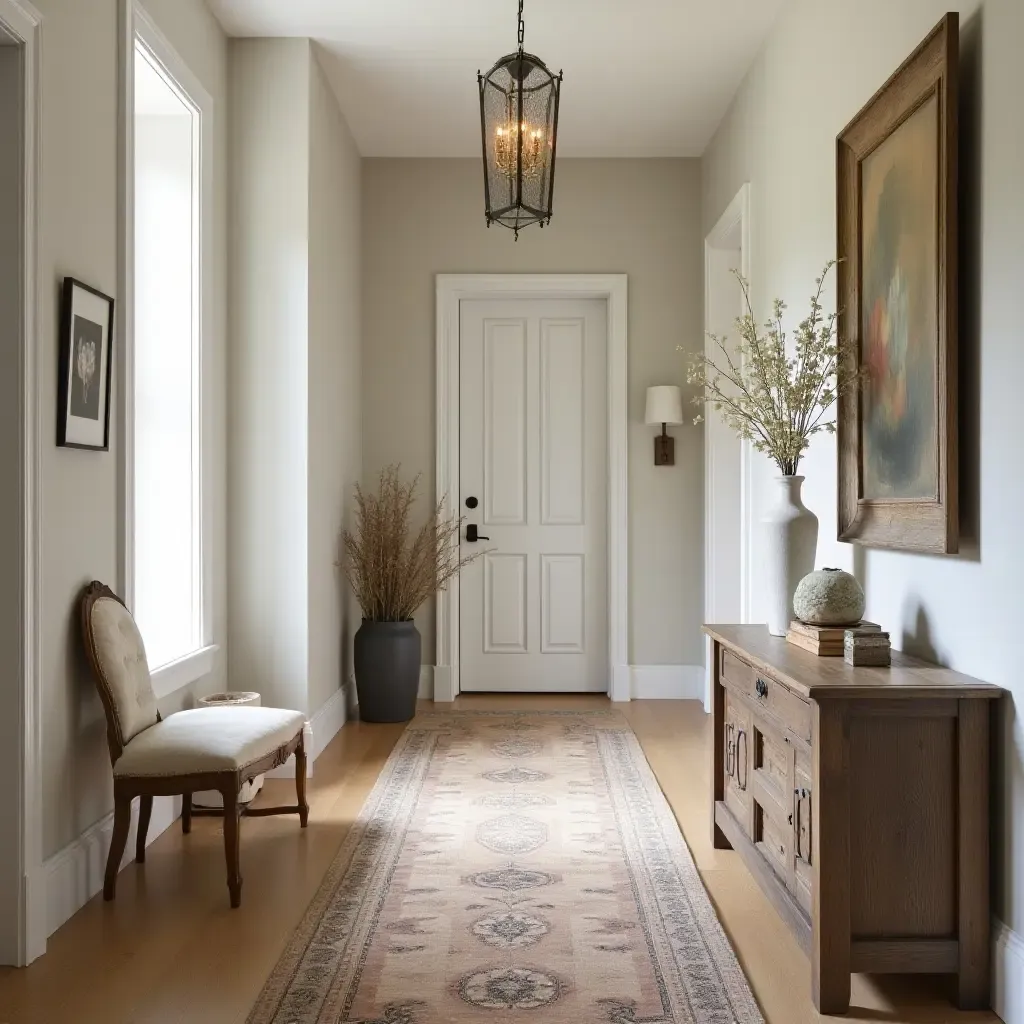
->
493, 120, 547, 180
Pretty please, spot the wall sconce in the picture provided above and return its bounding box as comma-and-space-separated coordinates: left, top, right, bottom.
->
645, 385, 684, 466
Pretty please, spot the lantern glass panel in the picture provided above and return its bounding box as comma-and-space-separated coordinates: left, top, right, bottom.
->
479, 52, 560, 233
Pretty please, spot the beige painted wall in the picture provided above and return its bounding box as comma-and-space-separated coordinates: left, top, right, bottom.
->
228, 38, 311, 713
307, 49, 362, 714
363, 158, 704, 668
702, 0, 1024, 938
37, 0, 229, 861
228, 39, 362, 717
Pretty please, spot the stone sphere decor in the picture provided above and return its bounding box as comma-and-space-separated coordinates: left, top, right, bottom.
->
793, 568, 866, 626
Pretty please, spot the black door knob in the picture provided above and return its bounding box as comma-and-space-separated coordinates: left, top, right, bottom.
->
466, 524, 489, 543
465, 496, 479, 509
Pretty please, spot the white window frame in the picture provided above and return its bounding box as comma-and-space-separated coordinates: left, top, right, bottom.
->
120, 2, 216, 698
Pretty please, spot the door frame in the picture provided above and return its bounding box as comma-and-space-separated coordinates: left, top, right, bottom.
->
435, 274, 629, 702
703, 183, 752, 711
0, 0, 44, 966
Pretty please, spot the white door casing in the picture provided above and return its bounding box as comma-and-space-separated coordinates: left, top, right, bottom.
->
0, 0, 44, 966
435, 274, 628, 703
459, 299, 607, 692
703, 183, 751, 711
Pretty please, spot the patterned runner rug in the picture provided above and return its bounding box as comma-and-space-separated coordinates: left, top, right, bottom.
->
248, 710, 762, 1023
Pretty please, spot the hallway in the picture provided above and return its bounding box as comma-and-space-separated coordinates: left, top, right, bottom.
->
0, 697, 998, 1023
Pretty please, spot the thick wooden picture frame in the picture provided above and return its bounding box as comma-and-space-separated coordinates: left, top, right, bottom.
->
836, 13, 958, 554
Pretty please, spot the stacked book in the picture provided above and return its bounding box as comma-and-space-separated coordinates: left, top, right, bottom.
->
844, 627, 892, 666
787, 619, 881, 657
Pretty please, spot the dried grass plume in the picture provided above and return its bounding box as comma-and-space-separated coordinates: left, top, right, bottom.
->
339, 466, 481, 622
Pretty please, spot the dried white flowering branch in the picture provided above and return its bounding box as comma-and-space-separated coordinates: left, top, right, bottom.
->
685, 261, 862, 476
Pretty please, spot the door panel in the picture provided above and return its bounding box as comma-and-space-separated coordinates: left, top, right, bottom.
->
483, 319, 527, 525
540, 554, 585, 653
483, 553, 528, 652
459, 298, 608, 692
540, 319, 585, 525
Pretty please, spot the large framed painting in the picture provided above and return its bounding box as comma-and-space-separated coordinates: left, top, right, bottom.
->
836, 13, 958, 553
57, 277, 115, 451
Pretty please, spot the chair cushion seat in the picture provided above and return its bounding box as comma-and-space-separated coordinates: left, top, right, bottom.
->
114, 706, 306, 778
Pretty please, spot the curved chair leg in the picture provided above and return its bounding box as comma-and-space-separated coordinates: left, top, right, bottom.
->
222, 785, 242, 908
182, 792, 193, 834
136, 794, 153, 863
104, 793, 132, 901
295, 735, 309, 828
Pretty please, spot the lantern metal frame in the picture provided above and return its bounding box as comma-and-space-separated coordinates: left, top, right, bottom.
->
477, 0, 562, 238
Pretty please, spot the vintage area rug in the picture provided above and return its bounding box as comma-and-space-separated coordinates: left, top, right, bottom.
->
249, 711, 762, 1023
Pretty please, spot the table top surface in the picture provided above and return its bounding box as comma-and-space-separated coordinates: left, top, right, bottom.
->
704, 624, 1004, 700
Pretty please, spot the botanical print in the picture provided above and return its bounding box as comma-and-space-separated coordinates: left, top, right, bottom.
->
860, 93, 939, 500
70, 315, 103, 421
247, 711, 763, 1024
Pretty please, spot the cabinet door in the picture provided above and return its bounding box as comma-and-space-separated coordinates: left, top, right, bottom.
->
751, 717, 795, 888
792, 748, 813, 915
723, 690, 753, 836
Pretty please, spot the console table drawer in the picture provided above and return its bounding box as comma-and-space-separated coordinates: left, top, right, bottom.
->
721, 648, 812, 742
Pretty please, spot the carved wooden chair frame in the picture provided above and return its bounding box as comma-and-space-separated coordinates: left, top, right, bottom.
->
80, 581, 309, 908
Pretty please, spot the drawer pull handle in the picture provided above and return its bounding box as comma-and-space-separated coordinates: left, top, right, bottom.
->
755, 677, 769, 700
736, 729, 749, 791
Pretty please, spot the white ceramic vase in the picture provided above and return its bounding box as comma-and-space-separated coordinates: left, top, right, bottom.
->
761, 476, 819, 636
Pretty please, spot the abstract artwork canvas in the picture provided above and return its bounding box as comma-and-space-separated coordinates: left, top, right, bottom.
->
837, 14, 958, 553
860, 93, 939, 501
58, 277, 115, 450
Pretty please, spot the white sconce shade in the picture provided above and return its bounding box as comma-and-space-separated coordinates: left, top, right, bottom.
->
645, 385, 684, 426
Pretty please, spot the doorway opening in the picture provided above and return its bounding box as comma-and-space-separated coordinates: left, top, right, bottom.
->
703, 184, 751, 710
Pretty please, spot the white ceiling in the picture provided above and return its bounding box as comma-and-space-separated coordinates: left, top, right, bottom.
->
207, 0, 785, 158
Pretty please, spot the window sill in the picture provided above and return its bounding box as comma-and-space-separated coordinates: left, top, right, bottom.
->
151, 644, 219, 699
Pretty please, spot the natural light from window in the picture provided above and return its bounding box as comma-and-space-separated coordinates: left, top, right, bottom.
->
133, 43, 203, 672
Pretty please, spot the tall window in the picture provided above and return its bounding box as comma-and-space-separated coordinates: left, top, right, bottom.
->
132, 30, 210, 683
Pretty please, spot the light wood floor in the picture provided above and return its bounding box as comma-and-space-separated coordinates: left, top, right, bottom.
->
0, 696, 1000, 1023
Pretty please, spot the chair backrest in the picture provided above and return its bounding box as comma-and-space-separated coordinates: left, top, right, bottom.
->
80, 581, 160, 765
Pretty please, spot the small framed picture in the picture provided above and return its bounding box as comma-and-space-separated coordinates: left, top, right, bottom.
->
57, 277, 114, 450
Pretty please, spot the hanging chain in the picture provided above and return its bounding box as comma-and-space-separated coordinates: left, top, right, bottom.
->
517, 0, 525, 52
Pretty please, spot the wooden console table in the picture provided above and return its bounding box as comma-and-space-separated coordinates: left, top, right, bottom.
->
704, 624, 1002, 1015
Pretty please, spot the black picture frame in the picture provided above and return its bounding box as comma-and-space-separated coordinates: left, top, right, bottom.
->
57, 277, 115, 451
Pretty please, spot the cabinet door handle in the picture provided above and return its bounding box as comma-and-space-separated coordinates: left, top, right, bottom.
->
724, 722, 736, 777
794, 787, 811, 863
736, 729, 748, 791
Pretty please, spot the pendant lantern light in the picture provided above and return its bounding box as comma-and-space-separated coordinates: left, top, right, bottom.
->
478, 0, 562, 238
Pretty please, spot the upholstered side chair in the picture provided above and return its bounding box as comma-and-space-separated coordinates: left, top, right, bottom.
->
80, 582, 309, 908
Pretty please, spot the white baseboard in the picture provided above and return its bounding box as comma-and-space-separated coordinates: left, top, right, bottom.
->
630, 664, 705, 700
995, 917, 1024, 1024
610, 663, 631, 702
266, 688, 343, 779
44, 795, 180, 938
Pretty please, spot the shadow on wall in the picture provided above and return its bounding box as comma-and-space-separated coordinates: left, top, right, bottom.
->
957, 7, 983, 562
898, 600, 941, 665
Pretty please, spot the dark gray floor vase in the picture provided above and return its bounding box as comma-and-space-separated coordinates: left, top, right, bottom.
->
354, 619, 421, 723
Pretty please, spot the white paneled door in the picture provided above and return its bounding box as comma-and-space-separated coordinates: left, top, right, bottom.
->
459, 299, 608, 692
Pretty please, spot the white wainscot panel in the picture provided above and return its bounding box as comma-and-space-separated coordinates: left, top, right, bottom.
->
484, 553, 528, 652
541, 554, 585, 653
484, 318, 527, 525
541, 318, 585, 525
